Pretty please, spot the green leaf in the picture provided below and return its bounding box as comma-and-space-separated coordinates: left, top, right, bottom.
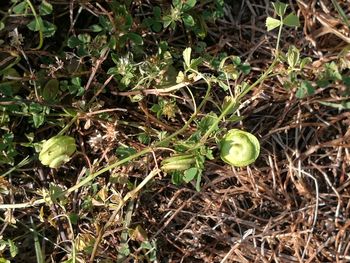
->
195, 170, 202, 191
266, 17, 281, 31
67, 36, 82, 48
78, 33, 91, 43
287, 45, 300, 68
140, 241, 153, 250
162, 15, 173, 28
183, 47, 192, 68
27, 17, 44, 32
272, 1, 288, 17
127, 33, 143, 45
182, 13, 195, 27
90, 24, 103, 32
0, 22, 4, 31
48, 183, 65, 203
42, 20, 56, 38
13, 1, 28, 14
171, 171, 183, 185
173, 0, 181, 8
153, 6, 161, 18
190, 57, 203, 70
42, 79, 59, 102
115, 146, 137, 159
39, 0, 53, 15
283, 13, 300, 27
238, 63, 251, 74
198, 112, 219, 134
182, 0, 197, 11
300, 57, 312, 69
183, 167, 198, 183
8, 239, 18, 258
69, 213, 79, 225
296, 80, 315, 98
137, 133, 150, 144
32, 113, 45, 128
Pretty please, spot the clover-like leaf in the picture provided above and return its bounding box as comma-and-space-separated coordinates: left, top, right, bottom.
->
266, 17, 281, 31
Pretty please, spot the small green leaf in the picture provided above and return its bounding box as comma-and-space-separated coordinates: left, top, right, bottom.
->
300, 57, 312, 69
195, 170, 202, 191
182, 0, 197, 11
183, 47, 192, 68
42, 20, 57, 38
171, 171, 182, 185
39, 0, 53, 15
127, 33, 143, 45
90, 24, 103, 32
0, 22, 4, 31
183, 167, 198, 183
287, 45, 300, 68
42, 79, 59, 102
69, 213, 79, 225
283, 13, 300, 27
221, 96, 238, 116
162, 15, 173, 28
190, 57, 203, 70
182, 13, 195, 27
8, 239, 18, 258
272, 1, 288, 17
78, 33, 91, 43
67, 36, 82, 48
115, 146, 137, 159
296, 80, 315, 98
27, 17, 44, 32
32, 113, 45, 128
198, 112, 219, 134
13, 1, 28, 14
266, 17, 281, 31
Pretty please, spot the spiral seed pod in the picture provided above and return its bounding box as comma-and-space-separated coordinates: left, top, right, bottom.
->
39, 135, 76, 168
220, 129, 260, 167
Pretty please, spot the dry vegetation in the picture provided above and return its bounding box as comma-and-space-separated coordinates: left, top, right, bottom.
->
0, 0, 350, 262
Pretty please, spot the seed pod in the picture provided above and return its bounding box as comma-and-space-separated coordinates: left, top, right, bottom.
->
220, 129, 260, 167
39, 135, 76, 168
161, 154, 195, 171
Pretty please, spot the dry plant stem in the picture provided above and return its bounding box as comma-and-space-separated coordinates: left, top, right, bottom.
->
90, 169, 161, 262
84, 47, 110, 91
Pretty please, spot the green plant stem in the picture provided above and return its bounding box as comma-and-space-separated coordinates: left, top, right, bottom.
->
57, 115, 79, 136
331, 0, 350, 28
25, 0, 43, 50
200, 21, 284, 143
0, 74, 212, 210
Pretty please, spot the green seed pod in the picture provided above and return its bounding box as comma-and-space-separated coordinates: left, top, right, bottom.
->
161, 154, 195, 172
220, 129, 260, 167
39, 135, 76, 168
